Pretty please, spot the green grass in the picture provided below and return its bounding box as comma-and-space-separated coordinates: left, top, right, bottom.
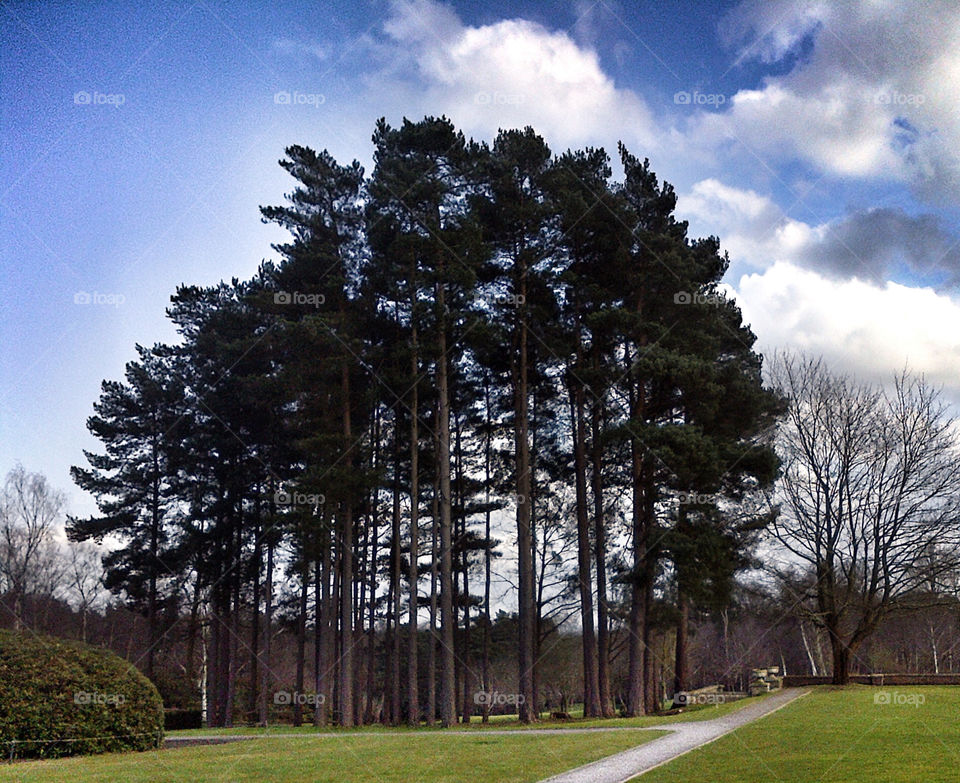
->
0, 730, 665, 783
166, 695, 766, 737
636, 686, 960, 783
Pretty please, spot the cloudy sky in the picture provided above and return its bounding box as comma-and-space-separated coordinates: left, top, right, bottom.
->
3, 0, 960, 517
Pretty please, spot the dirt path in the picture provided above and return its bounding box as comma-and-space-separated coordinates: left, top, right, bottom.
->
536, 688, 809, 783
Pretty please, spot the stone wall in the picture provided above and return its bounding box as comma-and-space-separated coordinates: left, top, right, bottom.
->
783, 673, 960, 687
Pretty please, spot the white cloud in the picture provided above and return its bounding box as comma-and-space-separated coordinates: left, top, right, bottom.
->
734, 261, 960, 397
373, 0, 660, 153
702, 0, 960, 203
679, 179, 960, 284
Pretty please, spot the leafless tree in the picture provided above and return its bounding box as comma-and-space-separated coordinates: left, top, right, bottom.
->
769, 355, 960, 683
0, 465, 65, 629
66, 541, 105, 642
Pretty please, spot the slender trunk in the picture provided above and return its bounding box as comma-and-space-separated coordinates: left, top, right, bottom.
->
799, 620, 818, 676
353, 533, 364, 723
626, 453, 647, 715
314, 558, 324, 725
356, 511, 369, 725
321, 511, 335, 721
426, 428, 440, 727
248, 496, 262, 722
147, 443, 160, 682
186, 571, 202, 700
339, 360, 356, 726
436, 277, 457, 728
390, 429, 402, 725
407, 316, 420, 726
456, 417, 472, 724
569, 374, 600, 717
294, 558, 308, 726
482, 379, 492, 723
365, 489, 378, 725
514, 265, 536, 723
364, 412, 380, 725
258, 534, 275, 725
673, 591, 689, 696
224, 506, 242, 727
626, 337, 651, 717
591, 404, 613, 717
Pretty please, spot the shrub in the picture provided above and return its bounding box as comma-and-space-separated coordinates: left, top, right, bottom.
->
0, 630, 163, 759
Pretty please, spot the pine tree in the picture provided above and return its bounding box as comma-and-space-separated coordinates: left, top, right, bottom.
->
69, 344, 186, 680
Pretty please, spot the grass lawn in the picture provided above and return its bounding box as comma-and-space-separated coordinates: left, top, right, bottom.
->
0, 730, 665, 783
165, 694, 767, 737
637, 686, 960, 783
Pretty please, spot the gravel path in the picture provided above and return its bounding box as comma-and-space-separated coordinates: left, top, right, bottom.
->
536, 688, 809, 783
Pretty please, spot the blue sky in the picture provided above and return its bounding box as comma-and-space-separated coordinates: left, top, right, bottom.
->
3, 0, 960, 517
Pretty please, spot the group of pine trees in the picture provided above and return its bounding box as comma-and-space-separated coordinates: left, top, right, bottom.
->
69, 116, 782, 727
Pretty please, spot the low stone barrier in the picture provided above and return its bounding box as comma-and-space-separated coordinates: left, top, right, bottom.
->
782, 673, 960, 687
673, 684, 749, 706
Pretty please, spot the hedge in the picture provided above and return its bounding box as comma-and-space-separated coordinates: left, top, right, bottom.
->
0, 630, 164, 760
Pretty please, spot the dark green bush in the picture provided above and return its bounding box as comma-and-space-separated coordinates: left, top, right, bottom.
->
0, 630, 163, 759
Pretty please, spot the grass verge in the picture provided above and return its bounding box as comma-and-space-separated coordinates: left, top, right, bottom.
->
166, 694, 767, 737
0, 729, 665, 783
635, 686, 960, 783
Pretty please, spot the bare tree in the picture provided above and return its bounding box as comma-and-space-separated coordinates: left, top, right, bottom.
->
0, 466, 65, 629
66, 542, 105, 642
770, 355, 960, 683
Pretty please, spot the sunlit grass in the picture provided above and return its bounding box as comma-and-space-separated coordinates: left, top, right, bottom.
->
0, 730, 665, 783
636, 686, 960, 783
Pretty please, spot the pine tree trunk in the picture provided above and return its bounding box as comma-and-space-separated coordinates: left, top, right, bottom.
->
456, 418, 472, 724
365, 416, 380, 725
315, 558, 326, 726
248, 500, 261, 723
626, 441, 647, 716
294, 560, 308, 726
258, 534, 274, 725
321, 512, 335, 721
569, 376, 600, 717
514, 266, 536, 723
407, 315, 420, 726
673, 591, 689, 696
426, 433, 440, 727
481, 379, 492, 724
591, 404, 613, 717
339, 360, 356, 726
390, 432, 402, 725
436, 277, 457, 728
